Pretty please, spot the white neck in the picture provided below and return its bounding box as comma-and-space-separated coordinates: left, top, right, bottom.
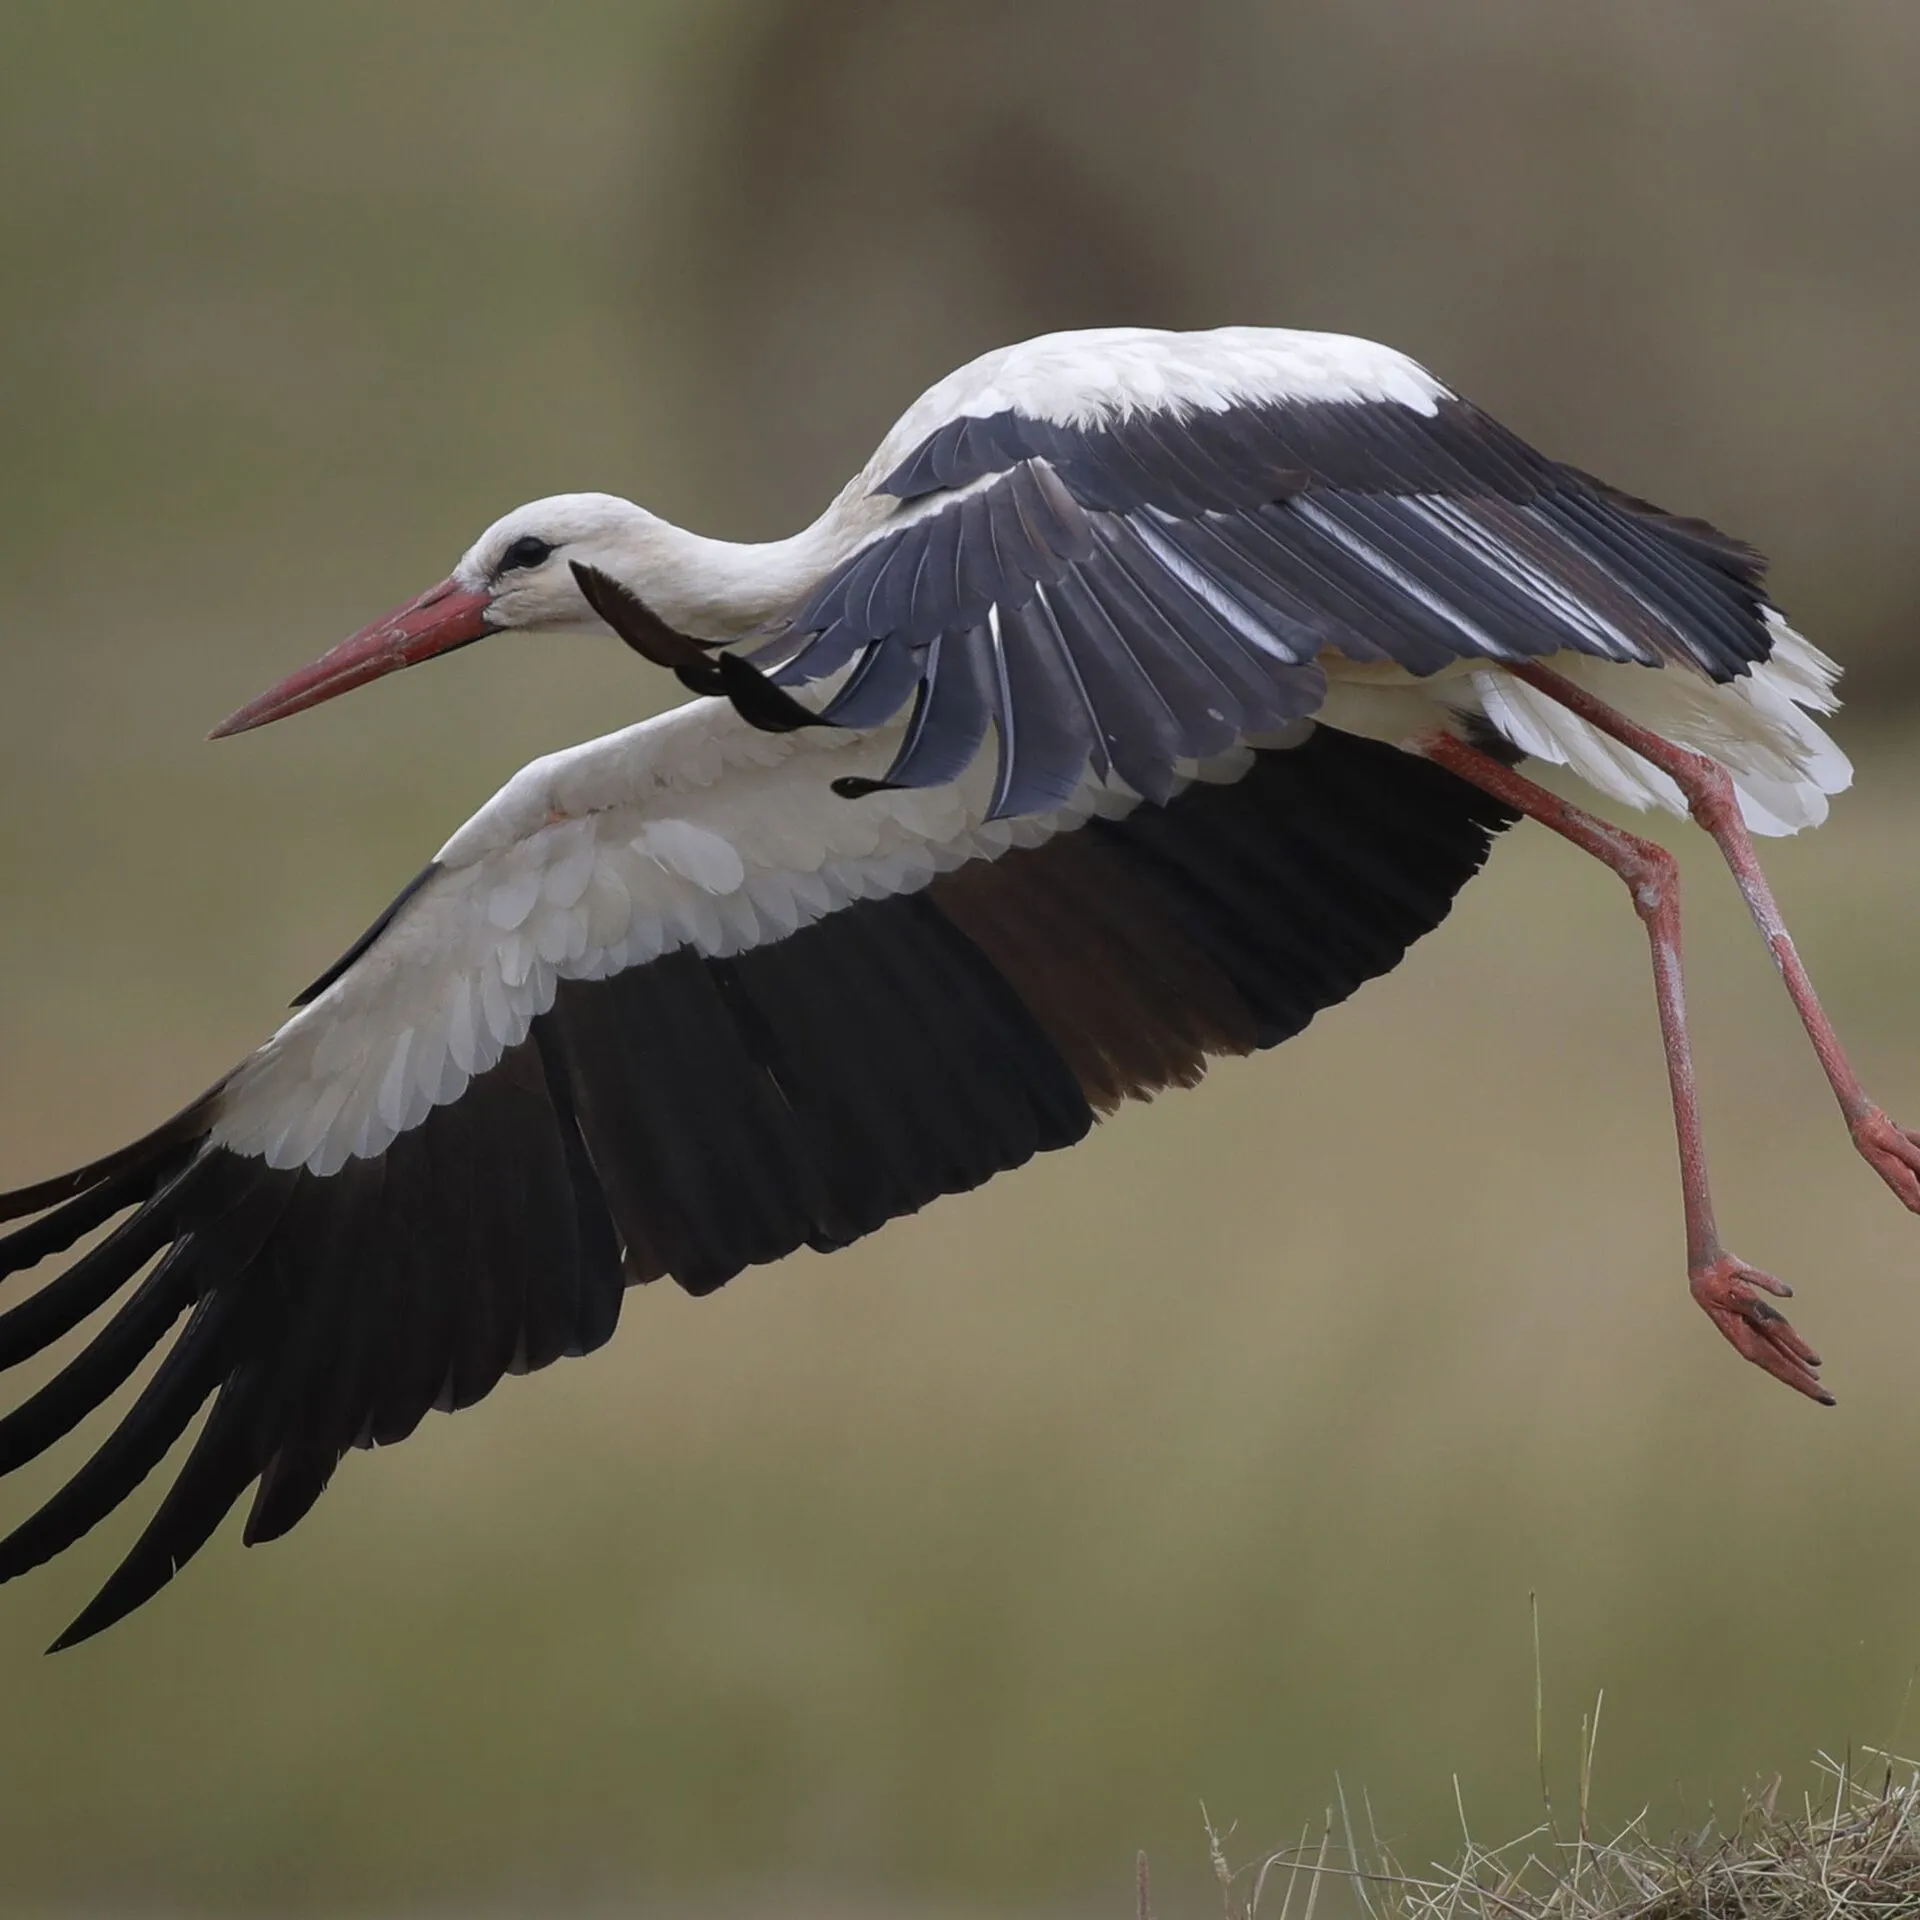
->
473, 484, 892, 646
605, 485, 882, 644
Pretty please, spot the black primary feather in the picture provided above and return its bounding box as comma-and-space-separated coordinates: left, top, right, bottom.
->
0, 722, 1516, 1645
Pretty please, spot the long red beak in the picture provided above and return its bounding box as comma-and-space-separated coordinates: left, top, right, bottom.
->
209, 577, 496, 738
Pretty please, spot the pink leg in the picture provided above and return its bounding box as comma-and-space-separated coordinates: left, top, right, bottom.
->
1513, 663, 1920, 1211
1426, 733, 1830, 1403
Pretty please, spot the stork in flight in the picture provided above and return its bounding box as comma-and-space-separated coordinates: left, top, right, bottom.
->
1, 326, 1904, 1649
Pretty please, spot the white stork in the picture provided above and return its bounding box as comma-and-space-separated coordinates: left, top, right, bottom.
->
0, 325, 1901, 1649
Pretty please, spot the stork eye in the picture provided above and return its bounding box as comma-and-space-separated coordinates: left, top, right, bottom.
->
498, 536, 554, 575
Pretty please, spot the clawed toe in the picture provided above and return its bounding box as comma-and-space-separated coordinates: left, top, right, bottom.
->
1850, 1107, 1920, 1213
1690, 1252, 1832, 1405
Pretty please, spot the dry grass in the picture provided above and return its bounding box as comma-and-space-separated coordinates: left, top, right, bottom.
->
1178, 1749, 1920, 1920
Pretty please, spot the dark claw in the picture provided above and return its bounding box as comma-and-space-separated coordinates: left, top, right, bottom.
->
1691, 1251, 1828, 1404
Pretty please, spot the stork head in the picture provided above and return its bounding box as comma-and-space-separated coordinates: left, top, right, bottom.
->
210, 493, 656, 737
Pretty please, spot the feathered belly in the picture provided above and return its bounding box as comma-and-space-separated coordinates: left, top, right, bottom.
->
1313, 617, 1850, 836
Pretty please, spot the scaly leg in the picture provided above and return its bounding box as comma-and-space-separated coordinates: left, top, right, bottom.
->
1425, 733, 1830, 1403
1513, 662, 1920, 1211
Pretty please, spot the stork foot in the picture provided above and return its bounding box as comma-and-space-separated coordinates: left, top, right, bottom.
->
1848, 1107, 1920, 1213
1690, 1251, 1831, 1404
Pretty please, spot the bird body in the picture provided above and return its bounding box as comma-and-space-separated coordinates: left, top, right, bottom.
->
216, 624, 1844, 1185
0, 324, 1893, 1647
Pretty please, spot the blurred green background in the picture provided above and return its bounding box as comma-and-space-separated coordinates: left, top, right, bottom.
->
4, 2, 1920, 1914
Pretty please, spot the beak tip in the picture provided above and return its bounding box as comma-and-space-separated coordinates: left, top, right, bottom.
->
209, 577, 493, 740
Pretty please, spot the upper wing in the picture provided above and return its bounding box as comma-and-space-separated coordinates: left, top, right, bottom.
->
0, 703, 1514, 1645
758, 332, 1775, 813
